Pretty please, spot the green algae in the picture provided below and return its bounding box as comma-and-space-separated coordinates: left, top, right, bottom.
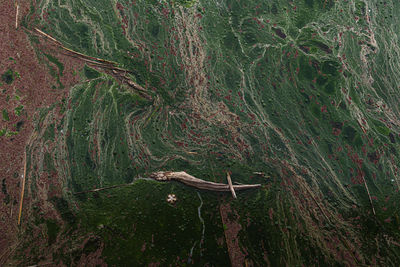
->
44, 53, 64, 76
2, 109, 9, 121
83, 65, 100, 79
76, 180, 228, 265
1, 69, 15, 85
46, 219, 60, 245
14, 105, 24, 116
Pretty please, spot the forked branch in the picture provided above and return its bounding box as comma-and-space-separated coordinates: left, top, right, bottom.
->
150, 171, 261, 192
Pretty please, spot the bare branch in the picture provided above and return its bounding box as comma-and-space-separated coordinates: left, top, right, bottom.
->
15, 2, 19, 29
73, 183, 133, 195
226, 172, 237, 199
150, 171, 261, 192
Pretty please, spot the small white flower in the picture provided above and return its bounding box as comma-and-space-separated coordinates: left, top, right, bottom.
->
167, 194, 177, 204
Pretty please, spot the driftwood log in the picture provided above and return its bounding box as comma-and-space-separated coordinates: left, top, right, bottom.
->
72, 171, 261, 195
150, 171, 261, 192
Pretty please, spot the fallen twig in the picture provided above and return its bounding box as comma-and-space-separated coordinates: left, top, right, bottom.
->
73, 183, 133, 195
17, 151, 27, 225
34, 28, 62, 45
226, 172, 237, 198
15, 1, 19, 29
362, 176, 376, 215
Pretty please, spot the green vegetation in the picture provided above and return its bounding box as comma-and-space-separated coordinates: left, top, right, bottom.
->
74, 180, 229, 265
83, 65, 100, 79
5, 130, 18, 137
14, 105, 24, 116
44, 53, 64, 76
173, 0, 197, 7
46, 219, 60, 245
2, 109, 9, 121
1, 69, 16, 84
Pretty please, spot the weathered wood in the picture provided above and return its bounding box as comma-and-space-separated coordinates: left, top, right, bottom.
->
226, 172, 237, 198
15, 2, 19, 29
72, 172, 260, 195
150, 171, 261, 192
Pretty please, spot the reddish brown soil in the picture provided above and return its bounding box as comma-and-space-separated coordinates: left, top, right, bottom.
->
219, 202, 248, 267
0, 1, 83, 264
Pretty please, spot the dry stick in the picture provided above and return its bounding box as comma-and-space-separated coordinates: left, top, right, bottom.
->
34, 28, 62, 45
59, 52, 120, 73
226, 172, 237, 199
338, 236, 361, 265
302, 183, 332, 223
61, 46, 117, 65
73, 183, 133, 195
61, 45, 117, 64
17, 151, 27, 225
34, 28, 121, 66
60, 51, 152, 100
362, 176, 376, 215
15, 2, 19, 29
